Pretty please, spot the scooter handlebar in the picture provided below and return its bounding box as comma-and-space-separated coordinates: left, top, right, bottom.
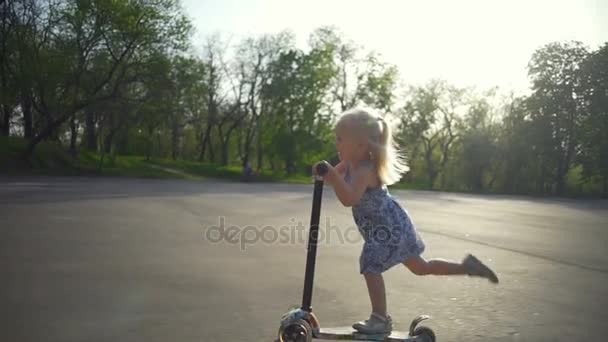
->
315, 161, 329, 177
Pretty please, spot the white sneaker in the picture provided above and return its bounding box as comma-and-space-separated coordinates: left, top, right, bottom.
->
352, 312, 392, 334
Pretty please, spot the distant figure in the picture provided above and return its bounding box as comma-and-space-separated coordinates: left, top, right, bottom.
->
242, 158, 254, 182
313, 107, 499, 335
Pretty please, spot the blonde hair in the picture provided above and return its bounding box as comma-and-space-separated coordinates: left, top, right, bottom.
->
337, 108, 409, 185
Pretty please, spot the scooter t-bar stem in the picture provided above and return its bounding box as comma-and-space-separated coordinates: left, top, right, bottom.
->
301, 162, 329, 312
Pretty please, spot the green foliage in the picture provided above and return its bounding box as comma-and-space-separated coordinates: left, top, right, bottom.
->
0, 136, 79, 173
577, 43, 608, 196
261, 44, 337, 173
526, 41, 590, 194
398, 80, 463, 188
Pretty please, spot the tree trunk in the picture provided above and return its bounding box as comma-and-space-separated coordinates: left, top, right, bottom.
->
98, 127, 113, 171
97, 150, 106, 171
144, 126, 154, 161
104, 113, 115, 154
21, 91, 33, 139
220, 124, 239, 166
208, 136, 215, 162
237, 128, 244, 162
200, 123, 214, 162
171, 120, 180, 160
1, 104, 9, 136
555, 170, 566, 195
424, 145, 436, 188
428, 170, 437, 189
255, 116, 263, 170
85, 109, 97, 151
24, 110, 69, 159
104, 130, 114, 154
555, 153, 566, 195
502, 177, 512, 193
502, 160, 514, 193
475, 166, 484, 192
256, 140, 263, 171
557, 134, 574, 196
285, 143, 295, 175
221, 141, 229, 166
157, 131, 162, 157
284, 155, 291, 175
198, 129, 206, 161
438, 137, 456, 190
69, 115, 78, 158
0, 35, 10, 137
45, 113, 61, 142
217, 126, 227, 166
145, 139, 152, 161
487, 166, 497, 191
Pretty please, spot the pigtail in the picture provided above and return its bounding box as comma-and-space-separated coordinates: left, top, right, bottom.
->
374, 117, 409, 185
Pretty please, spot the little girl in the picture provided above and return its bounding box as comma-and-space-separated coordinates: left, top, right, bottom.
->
314, 108, 498, 335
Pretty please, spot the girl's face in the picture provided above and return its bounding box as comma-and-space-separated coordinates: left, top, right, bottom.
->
335, 123, 367, 162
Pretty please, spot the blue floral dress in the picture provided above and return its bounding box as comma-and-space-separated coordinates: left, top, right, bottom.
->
345, 161, 426, 274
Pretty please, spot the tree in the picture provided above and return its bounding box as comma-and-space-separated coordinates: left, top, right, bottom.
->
197, 34, 226, 163
460, 92, 499, 191
263, 44, 336, 174
167, 55, 205, 160
0, 0, 18, 136
495, 95, 535, 193
310, 27, 399, 114
137, 54, 173, 160
527, 41, 589, 194
435, 84, 464, 189
21, 0, 192, 159
399, 80, 463, 188
578, 43, 608, 197
232, 31, 294, 169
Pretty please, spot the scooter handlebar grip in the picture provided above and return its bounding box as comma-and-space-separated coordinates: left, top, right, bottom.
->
315, 161, 329, 177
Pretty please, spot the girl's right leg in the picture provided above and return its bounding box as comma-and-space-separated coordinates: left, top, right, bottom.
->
402, 255, 467, 275
403, 254, 499, 283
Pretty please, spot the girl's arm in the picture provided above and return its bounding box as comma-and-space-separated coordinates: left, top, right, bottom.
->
334, 160, 348, 176
318, 160, 347, 187
324, 164, 372, 207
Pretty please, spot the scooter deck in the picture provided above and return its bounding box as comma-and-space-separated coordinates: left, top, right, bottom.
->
316, 327, 416, 341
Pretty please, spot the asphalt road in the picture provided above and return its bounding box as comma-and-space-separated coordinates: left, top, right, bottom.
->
1, 176, 607, 342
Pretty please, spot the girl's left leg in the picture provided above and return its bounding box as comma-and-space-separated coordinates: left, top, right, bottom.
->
352, 273, 392, 334
363, 273, 387, 317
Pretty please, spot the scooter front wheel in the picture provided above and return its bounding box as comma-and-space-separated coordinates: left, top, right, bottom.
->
412, 326, 436, 342
278, 319, 313, 342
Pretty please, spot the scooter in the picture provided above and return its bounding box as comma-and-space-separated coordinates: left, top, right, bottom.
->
276, 161, 436, 342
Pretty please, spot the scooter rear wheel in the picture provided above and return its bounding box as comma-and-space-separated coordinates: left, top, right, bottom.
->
278, 319, 312, 342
